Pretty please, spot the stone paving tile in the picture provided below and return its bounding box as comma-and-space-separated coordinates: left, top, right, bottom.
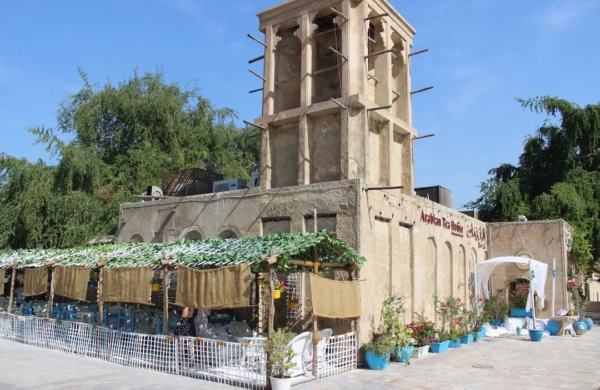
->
298, 327, 600, 390
1, 328, 598, 389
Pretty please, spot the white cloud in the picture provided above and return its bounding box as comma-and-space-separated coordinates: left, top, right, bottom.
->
538, 0, 600, 32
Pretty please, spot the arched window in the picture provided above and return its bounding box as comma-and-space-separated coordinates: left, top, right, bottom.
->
219, 230, 238, 240
457, 245, 467, 303
184, 230, 203, 241
129, 234, 144, 243
438, 242, 453, 302
423, 237, 437, 321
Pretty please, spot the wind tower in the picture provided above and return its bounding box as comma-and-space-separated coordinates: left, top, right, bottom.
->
252, 0, 417, 194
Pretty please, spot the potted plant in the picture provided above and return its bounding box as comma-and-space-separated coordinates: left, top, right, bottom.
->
265, 328, 295, 390
272, 279, 287, 300
393, 323, 415, 364
436, 296, 463, 349
380, 296, 414, 364
447, 326, 463, 348
459, 309, 475, 345
482, 295, 508, 327
407, 315, 435, 359
430, 330, 450, 353
362, 335, 395, 370
472, 313, 486, 341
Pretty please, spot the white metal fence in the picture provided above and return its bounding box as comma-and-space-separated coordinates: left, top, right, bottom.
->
0, 313, 266, 389
0, 313, 356, 388
316, 332, 358, 380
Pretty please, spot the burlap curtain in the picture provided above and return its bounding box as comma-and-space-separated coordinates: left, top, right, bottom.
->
308, 274, 361, 319
52, 265, 91, 301
0, 268, 5, 296
175, 264, 251, 309
100, 267, 154, 305
24, 267, 49, 297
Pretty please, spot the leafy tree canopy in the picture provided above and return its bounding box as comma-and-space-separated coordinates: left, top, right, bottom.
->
467, 97, 600, 274
0, 71, 259, 249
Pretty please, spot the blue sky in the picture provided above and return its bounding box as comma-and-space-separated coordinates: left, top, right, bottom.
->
1, 0, 599, 207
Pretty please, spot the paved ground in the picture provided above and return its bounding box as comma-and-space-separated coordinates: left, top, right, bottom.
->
298, 327, 600, 390
0, 339, 230, 390
0, 328, 598, 389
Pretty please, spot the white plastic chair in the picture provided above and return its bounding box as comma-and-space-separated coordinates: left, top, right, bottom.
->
287, 331, 311, 377
303, 328, 333, 373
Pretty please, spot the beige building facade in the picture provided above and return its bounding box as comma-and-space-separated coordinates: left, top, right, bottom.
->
487, 220, 572, 317
117, 0, 488, 344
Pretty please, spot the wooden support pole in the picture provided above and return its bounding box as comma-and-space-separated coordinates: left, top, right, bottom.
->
329, 7, 348, 20
328, 47, 348, 61
529, 260, 536, 329
367, 73, 380, 83
162, 257, 170, 335
413, 133, 435, 141
330, 98, 347, 110
97, 256, 106, 326
243, 120, 266, 131
364, 13, 389, 21
287, 259, 349, 268
411, 86, 434, 95
268, 265, 275, 335
248, 69, 266, 82
551, 257, 556, 317
367, 105, 392, 112
248, 55, 265, 64
409, 48, 429, 57
47, 262, 55, 319
365, 185, 404, 191
346, 265, 356, 333
247, 33, 266, 48
7, 262, 17, 314
311, 209, 319, 376
364, 49, 396, 59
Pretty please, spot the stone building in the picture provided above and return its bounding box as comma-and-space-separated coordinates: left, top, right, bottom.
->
116, 0, 488, 344
487, 220, 572, 317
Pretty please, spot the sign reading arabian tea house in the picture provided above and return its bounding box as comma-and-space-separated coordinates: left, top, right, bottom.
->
420, 211, 487, 249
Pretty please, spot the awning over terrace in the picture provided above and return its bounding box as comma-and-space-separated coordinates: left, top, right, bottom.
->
0, 231, 364, 271
0, 232, 364, 331
476, 256, 548, 311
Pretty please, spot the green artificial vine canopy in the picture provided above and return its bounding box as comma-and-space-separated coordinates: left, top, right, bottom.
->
0, 231, 365, 271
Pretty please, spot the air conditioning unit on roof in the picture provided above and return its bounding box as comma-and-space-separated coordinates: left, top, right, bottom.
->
213, 178, 248, 193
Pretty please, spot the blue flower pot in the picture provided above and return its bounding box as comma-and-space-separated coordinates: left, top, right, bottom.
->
510, 308, 533, 318
460, 334, 474, 344
474, 329, 486, 341
583, 318, 593, 331
430, 341, 449, 353
395, 345, 414, 363
491, 319, 503, 327
573, 321, 587, 335
528, 329, 544, 342
365, 351, 390, 370
448, 338, 462, 348
546, 320, 560, 336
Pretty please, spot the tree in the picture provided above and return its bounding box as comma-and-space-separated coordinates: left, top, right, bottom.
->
0, 71, 259, 249
468, 97, 600, 273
